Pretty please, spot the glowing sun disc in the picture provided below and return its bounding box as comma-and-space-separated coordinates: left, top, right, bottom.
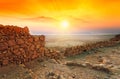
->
61, 20, 69, 28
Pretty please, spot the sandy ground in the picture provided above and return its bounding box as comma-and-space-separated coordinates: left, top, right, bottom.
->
0, 43, 120, 79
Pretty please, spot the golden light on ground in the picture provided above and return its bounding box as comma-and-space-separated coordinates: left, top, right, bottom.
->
61, 20, 69, 29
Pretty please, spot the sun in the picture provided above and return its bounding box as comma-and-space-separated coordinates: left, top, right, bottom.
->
61, 20, 69, 28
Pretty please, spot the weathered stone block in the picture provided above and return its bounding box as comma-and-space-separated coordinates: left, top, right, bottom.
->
9, 36, 14, 39
13, 49, 21, 56
19, 48, 25, 53
30, 45, 35, 51
39, 35, 45, 41
28, 37, 33, 42
8, 40, 16, 46
16, 39, 24, 44
32, 51, 38, 59
0, 53, 3, 58
36, 44, 40, 49
23, 26, 29, 34
34, 36, 39, 42
0, 42, 8, 51
14, 27, 21, 33
2, 59, 9, 66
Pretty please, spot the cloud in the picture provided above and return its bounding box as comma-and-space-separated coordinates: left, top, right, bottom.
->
72, 17, 90, 23
23, 16, 57, 22
68, 15, 90, 23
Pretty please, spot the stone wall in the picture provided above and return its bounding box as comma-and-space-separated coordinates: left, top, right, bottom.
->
0, 25, 60, 66
1, 24, 120, 66
64, 35, 120, 56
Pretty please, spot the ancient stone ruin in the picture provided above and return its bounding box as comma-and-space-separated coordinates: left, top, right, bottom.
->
0, 24, 120, 66
64, 35, 120, 56
0, 24, 60, 66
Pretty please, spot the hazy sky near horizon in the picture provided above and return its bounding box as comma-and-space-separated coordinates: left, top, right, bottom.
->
0, 0, 120, 34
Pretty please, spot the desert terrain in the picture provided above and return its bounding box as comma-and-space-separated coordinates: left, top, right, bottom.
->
0, 0, 120, 79
0, 35, 120, 79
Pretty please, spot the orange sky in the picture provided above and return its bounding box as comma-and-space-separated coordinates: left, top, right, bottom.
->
0, 0, 120, 34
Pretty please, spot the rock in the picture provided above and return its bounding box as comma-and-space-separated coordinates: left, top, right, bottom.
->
84, 62, 92, 68
16, 77, 20, 79
13, 49, 21, 55
106, 64, 114, 68
15, 27, 21, 33
0, 53, 3, 58
19, 48, 25, 53
0, 42, 8, 51
39, 35, 45, 41
24, 75, 33, 79
95, 75, 100, 79
72, 73, 76, 78
58, 75, 65, 79
111, 66, 120, 71
118, 75, 120, 77
31, 51, 38, 59
19, 63, 26, 68
102, 57, 111, 64
23, 26, 29, 34
40, 47, 45, 56
43, 64, 47, 67
66, 62, 85, 67
81, 63, 87, 67
92, 64, 111, 74
36, 44, 40, 49
48, 71, 56, 76
104, 75, 111, 79
16, 39, 24, 45
56, 60, 62, 64
28, 37, 33, 42
2, 74, 7, 78
52, 76, 57, 79
8, 40, 16, 46
2, 59, 9, 66
34, 36, 39, 42
68, 76, 73, 79
29, 45, 35, 51
48, 59, 58, 64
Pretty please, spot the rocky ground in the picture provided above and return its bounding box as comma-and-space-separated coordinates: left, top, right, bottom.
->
0, 43, 120, 79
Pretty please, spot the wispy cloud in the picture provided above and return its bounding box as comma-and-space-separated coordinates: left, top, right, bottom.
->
68, 15, 90, 23
23, 16, 57, 22
72, 17, 90, 23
